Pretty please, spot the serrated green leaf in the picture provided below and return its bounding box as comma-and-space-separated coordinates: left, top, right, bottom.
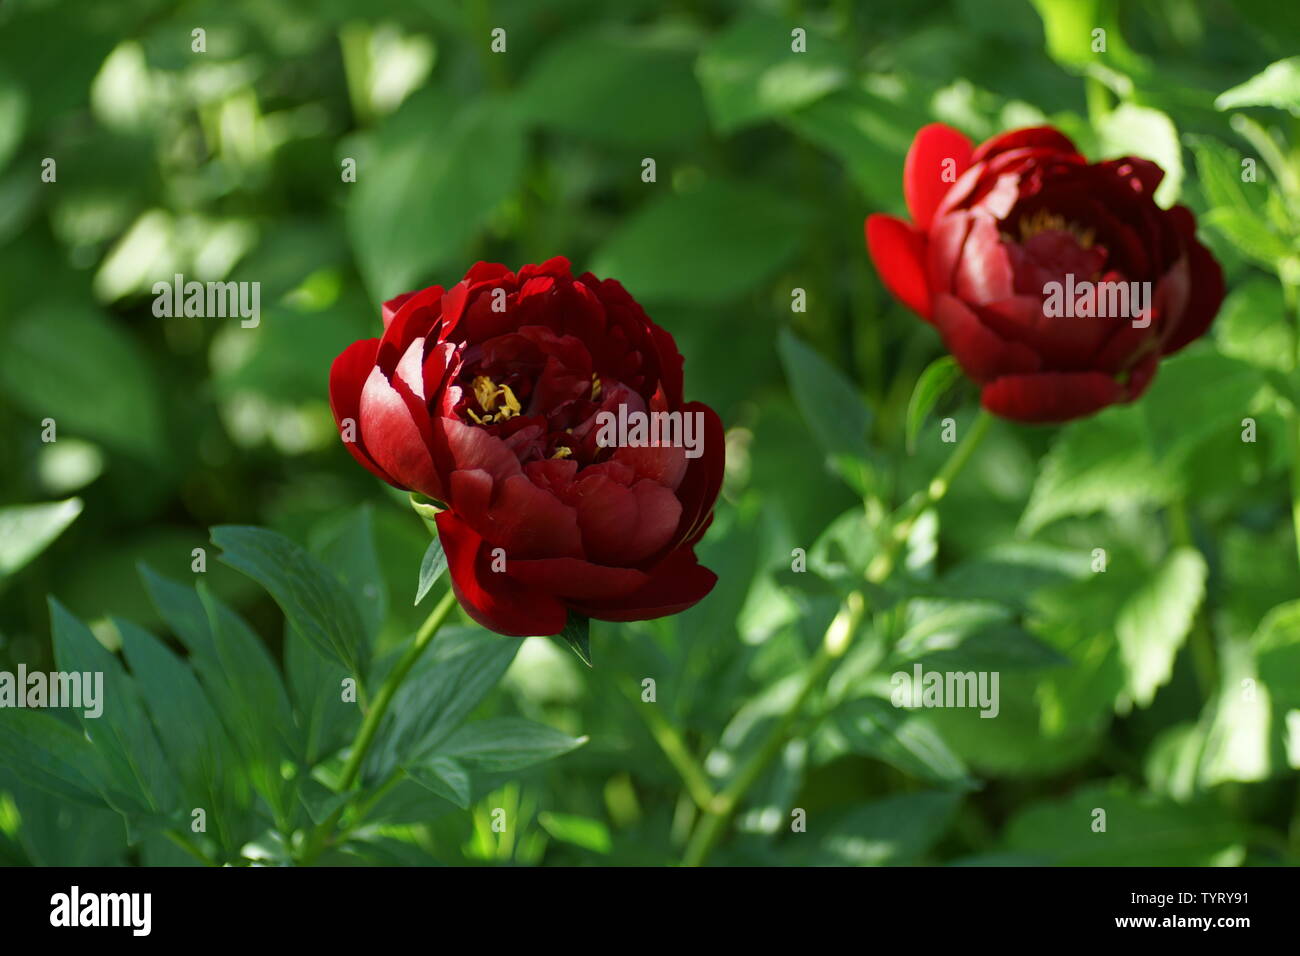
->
1115, 548, 1206, 707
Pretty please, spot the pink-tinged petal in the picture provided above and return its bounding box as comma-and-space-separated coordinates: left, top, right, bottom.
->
954, 215, 1015, 304
569, 548, 716, 622
866, 214, 932, 319
382, 291, 415, 329
933, 294, 1040, 385
927, 211, 973, 300
359, 366, 442, 497
329, 338, 397, 486
436, 512, 568, 638
614, 444, 688, 492
981, 371, 1122, 424
441, 418, 523, 483
1161, 208, 1225, 354
904, 123, 973, 231
573, 474, 682, 566
508, 557, 648, 601
970, 126, 1079, 165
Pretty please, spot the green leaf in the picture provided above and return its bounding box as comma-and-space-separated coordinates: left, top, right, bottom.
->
316, 505, 387, 643
516, 29, 708, 147
414, 537, 448, 607
115, 618, 243, 832
1203, 207, 1295, 270
1139, 351, 1264, 466
538, 811, 611, 854
906, 356, 961, 455
0, 303, 164, 459
891, 600, 1070, 672
777, 328, 872, 471
1256, 600, 1300, 706
554, 613, 592, 668
405, 756, 472, 810
1115, 548, 1207, 707
438, 717, 587, 772
212, 525, 369, 679
365, 627, 522, 785
0, 709, 111, 808
830, 698, 975, 789
347, 91, 526, 300
49, 600, 176, 817
1214, 278, 1294, 373
1020, 405, 1175, 535
590, 181, 807, 305
1216, 56, 1300, 116
802, 791, 960, 865
1003, 782, 1246, 865
695, 13, 851, 134
1096, 102, 1182, 206
0, 497, 82, 581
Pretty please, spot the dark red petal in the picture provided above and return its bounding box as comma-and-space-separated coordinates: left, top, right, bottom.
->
866, 214, 932, 319
569, 548, 717, 622
981, 371, 1123, 424
573, 474, 682, 566
970, 126, 1079, 164
435, 512, 568, 638
1161, 207, 1225, 354
329, 338, 399, 486
904, 123, 973, 232
933, 294, 1040, 385
448, 469, 584, 560
666, 402, 724, 553
508, 556, 648, 601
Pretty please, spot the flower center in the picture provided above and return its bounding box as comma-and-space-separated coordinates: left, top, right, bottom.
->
466, 374, 522, 425
1011, 208, 1095, 249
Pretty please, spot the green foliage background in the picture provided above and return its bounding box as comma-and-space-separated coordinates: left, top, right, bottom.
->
1, 0, 1299, 866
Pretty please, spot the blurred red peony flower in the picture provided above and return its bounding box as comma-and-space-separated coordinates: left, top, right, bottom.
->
329, 257, 723, 637
866, 123, 1224, 423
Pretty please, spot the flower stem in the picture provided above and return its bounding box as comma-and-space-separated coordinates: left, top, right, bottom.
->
622, 681, 717, 811
682, 593, 863, 867
298, 588, 458, 864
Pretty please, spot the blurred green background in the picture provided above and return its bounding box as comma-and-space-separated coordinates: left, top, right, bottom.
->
2, 0, 1299, 865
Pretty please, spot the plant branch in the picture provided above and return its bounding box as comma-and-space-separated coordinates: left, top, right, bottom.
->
298, 588, 458, 864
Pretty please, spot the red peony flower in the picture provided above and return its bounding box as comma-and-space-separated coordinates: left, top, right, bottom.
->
329, 258, 723, 637
866, 124, 1225, 423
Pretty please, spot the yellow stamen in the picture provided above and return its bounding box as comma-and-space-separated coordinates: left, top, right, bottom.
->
1012, 208, 1096, 248
469, 374, 522, 424
591, 373, 602, 400
550, 446, 572, 459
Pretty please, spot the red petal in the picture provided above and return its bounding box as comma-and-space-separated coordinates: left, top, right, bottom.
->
933, 294, 1040, 385
970, 126, 1078, 165
953, 215, 1015, 304
981, 371, 1122, 424
866, 214, 932, 319
573, 473, 682, 566
329, 338, 398, 486
508, 556, 647, 601
904, 123, 973, 231
358, 364, 442, 497
1161, 207, 1225, 354
569, 548, 717, 623
435, 513, 568, 637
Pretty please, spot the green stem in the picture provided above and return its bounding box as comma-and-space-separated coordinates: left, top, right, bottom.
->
298, 588, 458, 864
868, 408, 994, 582
682, 593, 864, 867
623, 683, 717, 811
